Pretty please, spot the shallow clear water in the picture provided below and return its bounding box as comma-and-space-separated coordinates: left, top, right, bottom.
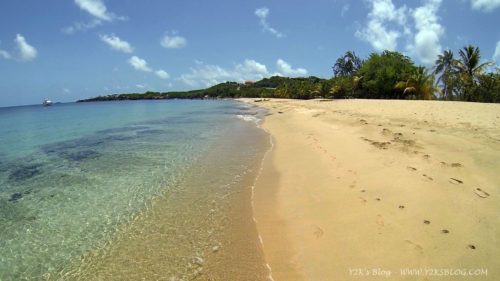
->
0, 100, 268, 280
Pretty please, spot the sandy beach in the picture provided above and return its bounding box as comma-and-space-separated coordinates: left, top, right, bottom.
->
246, 99, 500, 281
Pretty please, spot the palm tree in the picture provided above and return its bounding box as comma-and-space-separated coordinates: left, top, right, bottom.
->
455, 45, 493, 100
395, 67, 439, 100
434, 50, 455, 100
332, 51, 363, 77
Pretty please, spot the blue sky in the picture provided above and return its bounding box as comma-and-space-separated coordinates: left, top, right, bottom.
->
0, 0, 499, 107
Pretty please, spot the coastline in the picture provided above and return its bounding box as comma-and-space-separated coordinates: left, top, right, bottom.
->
246, 98, 500, 280
44, 101, 273, 280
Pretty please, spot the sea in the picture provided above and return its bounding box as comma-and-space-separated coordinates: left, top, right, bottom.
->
0, 100, 271, 280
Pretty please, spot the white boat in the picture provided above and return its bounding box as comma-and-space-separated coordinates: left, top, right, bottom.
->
43, 99, 53, 106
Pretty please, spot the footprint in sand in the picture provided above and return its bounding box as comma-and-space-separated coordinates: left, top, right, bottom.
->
423, 220, 431, 225
449, 178, 463, 184
359, 197, 367, 203
405, 240, 424, 254
422, 154, 431, 159
441, 162, 463, 168
422, 174, 433, 181
407, 166, 417, 171
441, 229, 450, 234
398, 205, 405, 209
376, 215, 385, 226
382, 128, 392, 135
313, 226, 324, 238
375, 198, 381, 201
474, 188, 490, 198
468, 244, 476, 250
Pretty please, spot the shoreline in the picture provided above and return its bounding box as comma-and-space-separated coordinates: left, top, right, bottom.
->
52, 104, 273, 280
245, 98, 500, 280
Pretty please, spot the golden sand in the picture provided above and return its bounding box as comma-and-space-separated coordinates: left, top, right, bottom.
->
247, 99, 500, 281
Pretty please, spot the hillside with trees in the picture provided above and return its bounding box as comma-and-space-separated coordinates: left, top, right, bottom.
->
78, 45, 499, 103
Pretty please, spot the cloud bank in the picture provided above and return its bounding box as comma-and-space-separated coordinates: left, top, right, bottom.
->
408, 0, 444, 65
276, 59, 308, 76
356, 0, 445, 65
179, 59, 307, 87
355, 0, 408, 51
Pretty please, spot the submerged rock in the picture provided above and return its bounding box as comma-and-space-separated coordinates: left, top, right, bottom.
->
96, 125, 150, 134
136, 129, 165, 136
59, 150, 100, 161
8, 192, 23, 203
8, 164, 43, 181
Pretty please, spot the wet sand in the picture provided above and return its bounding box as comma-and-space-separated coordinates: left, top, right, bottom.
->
247, 99, 500, 281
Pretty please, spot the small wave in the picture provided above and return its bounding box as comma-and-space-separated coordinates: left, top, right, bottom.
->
236, 114, 260, 124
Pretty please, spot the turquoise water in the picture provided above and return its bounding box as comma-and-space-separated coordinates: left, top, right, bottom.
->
0, 100, 266, 280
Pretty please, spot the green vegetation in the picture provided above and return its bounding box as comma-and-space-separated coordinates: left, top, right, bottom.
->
78, 45, 499, 103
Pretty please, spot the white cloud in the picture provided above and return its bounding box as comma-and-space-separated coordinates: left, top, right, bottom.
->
155, 69, 170, 79
63, 19, 102, 34
470, 0, 500, 11
276, 59, 308, 76
0, 49, 11, 59
235, 59, 269, 77
128, 56, 170, 80
341, 4, 350, 17
355, 0, 408, 51
99, 34, 133, 53
179, 63, 233, 87
178, 58, 307, 87
74, 0, 113, 21
493, 40, 500, 63
255, 7, 285, 38
407, 0, 444, 65
15, 34, 37, 61
128, 56, 152, 72
160, 33, 187, 49
179, 59, 270, 87
136, 84, 146, 89
65, 0, 124, 34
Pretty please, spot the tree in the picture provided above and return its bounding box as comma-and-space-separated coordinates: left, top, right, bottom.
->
434, 50, 455, 100
330, 76, 354, 99
455, 45, 493, 101
357, 51, 417, 99
332, 51, 363, 77
470, 72, 500, 103
395, 67, 439, 100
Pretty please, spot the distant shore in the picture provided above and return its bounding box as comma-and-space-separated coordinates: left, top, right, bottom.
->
244, 98, 500, 280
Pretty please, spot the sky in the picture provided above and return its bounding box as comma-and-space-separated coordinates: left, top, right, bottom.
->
0, 0, 499, 107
